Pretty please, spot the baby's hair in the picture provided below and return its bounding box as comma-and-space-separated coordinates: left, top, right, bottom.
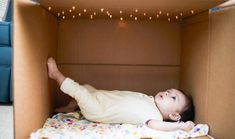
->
179, 89, 195, 122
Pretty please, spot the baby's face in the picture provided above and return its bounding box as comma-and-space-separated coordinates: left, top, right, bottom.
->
155, 89, 187, 115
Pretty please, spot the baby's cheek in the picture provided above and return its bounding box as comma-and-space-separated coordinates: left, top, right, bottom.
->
165, 102, 174, 109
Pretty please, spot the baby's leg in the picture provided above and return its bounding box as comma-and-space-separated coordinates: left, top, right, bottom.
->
47, 58, 102, 118
55, 99, 78, 113
47, 57, 65, 86
83, 84, 97, 93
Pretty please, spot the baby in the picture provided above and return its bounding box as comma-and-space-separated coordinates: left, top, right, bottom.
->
47, 58, 195, 131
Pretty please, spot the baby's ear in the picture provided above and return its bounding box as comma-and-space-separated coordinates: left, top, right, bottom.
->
169, 113, 181, 121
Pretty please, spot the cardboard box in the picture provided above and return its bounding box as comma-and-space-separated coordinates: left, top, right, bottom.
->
13, 0, 235, 138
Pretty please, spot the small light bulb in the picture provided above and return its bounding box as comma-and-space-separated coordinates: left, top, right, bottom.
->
180, 13, 183, 16
94, 12, 96, 15
166, 13, 169, 16
175, 16, 178, 19
143, 13, 146, 16
48, 6, 52, 11
73, 15, 75, 19
62, 11, 65, 14
84, 9, 87, 12
130, 14, 133, 18
90, 15, 93, 19
57, 13, 61, 17
69, 9, 72, 13
106, 11, 110, 15
135, 17, 137, 20
191, 10, 194, 14
78, 13, 81, 16
159, 11, 162, 14
120, 17, 123, 21
135, 9, 138, 12
168, 18, 171, 21
109, 15, 112, 18
62, 16, 65, 19
101, 8, 104, 12
149, 17, 152, 20
156, 14, 159, 18
120, 10, 123, 14
72, 6, 76, 10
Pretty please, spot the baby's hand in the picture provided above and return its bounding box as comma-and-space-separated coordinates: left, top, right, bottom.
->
179, 121, 195, 131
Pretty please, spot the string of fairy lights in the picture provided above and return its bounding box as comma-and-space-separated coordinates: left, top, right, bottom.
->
47, 6, 195, 21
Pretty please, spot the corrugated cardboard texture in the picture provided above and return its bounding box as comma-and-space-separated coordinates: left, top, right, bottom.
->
180, 11, 210, 123
57, 65, 180, 107
56, 19, 181, 106
208, 6, 235, 138
57, 19, 181, 65
13, 0, 58, 138
181, 7, 235, 138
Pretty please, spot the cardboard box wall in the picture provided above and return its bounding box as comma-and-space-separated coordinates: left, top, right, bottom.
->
14, 0, 235, 138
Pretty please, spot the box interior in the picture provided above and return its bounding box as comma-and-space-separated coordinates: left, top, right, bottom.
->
14, 0, 235, 138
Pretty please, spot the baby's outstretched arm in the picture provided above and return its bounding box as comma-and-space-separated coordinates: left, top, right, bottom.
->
146, 119, 195, 131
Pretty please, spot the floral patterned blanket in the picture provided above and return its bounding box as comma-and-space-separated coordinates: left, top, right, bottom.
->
30, 112, 209, 139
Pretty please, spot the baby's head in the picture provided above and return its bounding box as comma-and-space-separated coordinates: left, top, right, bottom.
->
155, 89, 194, 122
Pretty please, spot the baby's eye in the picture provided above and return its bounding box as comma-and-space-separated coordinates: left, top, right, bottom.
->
172, 96, 176, 101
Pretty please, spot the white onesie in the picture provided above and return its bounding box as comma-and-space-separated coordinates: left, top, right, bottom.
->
60, 78, 163, 124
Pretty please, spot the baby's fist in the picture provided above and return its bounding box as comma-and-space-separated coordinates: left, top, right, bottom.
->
179, 121, 195, 131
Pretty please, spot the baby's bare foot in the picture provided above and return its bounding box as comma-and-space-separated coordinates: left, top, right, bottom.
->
47, 57, 60, 79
